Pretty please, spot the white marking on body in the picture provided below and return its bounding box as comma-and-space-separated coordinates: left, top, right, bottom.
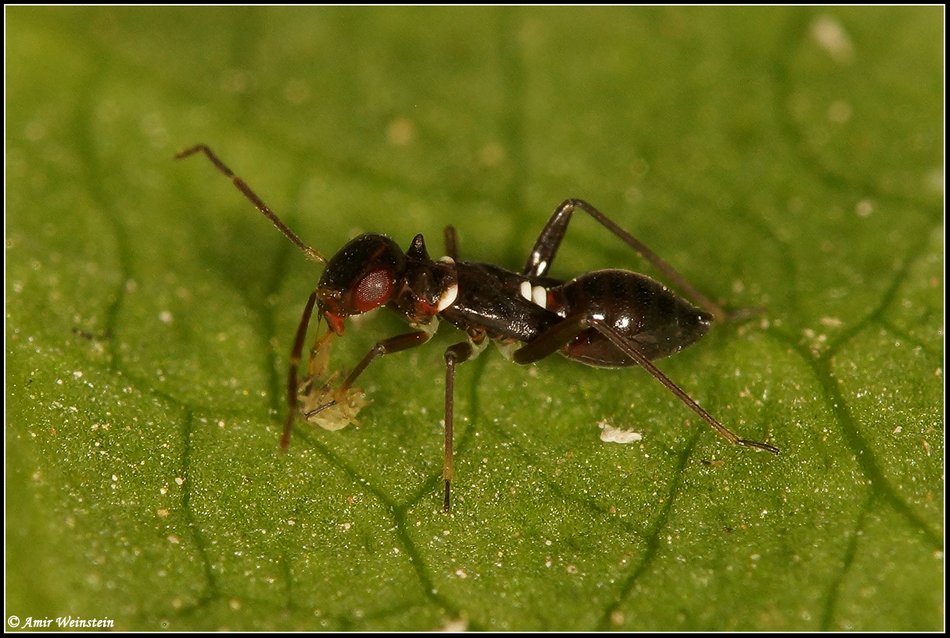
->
520, 280, 532, 302
529, 252, 548, 275
435, 256, 458, 312
532, 285, 547, 309
436, 282, 458, 311
520, 280, 549, 309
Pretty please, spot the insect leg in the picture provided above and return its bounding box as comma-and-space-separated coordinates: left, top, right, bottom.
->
281, 290, 319, 450
512, 314, 779, 454
304, 330, 433, 419
523, 199, 728, 321
443, 225, 459, 261
588, 318, 778, 454
442, 341, 477, 512
512, 314, 589, 365
343, 331, 431, 390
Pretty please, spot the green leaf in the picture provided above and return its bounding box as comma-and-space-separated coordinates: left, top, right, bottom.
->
7, 6, 942, 631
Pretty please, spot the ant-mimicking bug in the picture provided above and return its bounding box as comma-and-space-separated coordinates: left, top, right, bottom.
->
176, 144, 779, 512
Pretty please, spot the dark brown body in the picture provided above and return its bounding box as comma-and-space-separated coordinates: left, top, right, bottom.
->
176, 146, 780, 514
440, 262, 712, 366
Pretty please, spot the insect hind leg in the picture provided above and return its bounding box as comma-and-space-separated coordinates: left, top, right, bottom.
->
588, 318, 779, 454
511, 313, 778, 454
523, 199, 730, 322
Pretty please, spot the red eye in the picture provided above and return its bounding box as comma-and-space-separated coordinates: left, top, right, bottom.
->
353, 269, 394, 312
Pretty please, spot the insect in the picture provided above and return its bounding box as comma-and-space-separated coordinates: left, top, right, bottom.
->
176, 144, 779, 512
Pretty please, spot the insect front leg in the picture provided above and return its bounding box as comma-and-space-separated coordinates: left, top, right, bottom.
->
523, 199, 729, 321
281, 290, 319, 450
338, 330, 433, 394
294, 330, 432, 435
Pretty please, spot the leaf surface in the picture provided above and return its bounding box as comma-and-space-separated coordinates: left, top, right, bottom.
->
6, 7, 942, 631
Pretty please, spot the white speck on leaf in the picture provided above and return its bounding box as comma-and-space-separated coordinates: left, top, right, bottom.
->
598, 420, 643, 444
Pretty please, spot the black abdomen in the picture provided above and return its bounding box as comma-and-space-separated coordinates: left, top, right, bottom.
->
551, 270, 712, 366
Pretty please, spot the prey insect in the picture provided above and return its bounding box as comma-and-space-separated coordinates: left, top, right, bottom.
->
176, 144, 779, 512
